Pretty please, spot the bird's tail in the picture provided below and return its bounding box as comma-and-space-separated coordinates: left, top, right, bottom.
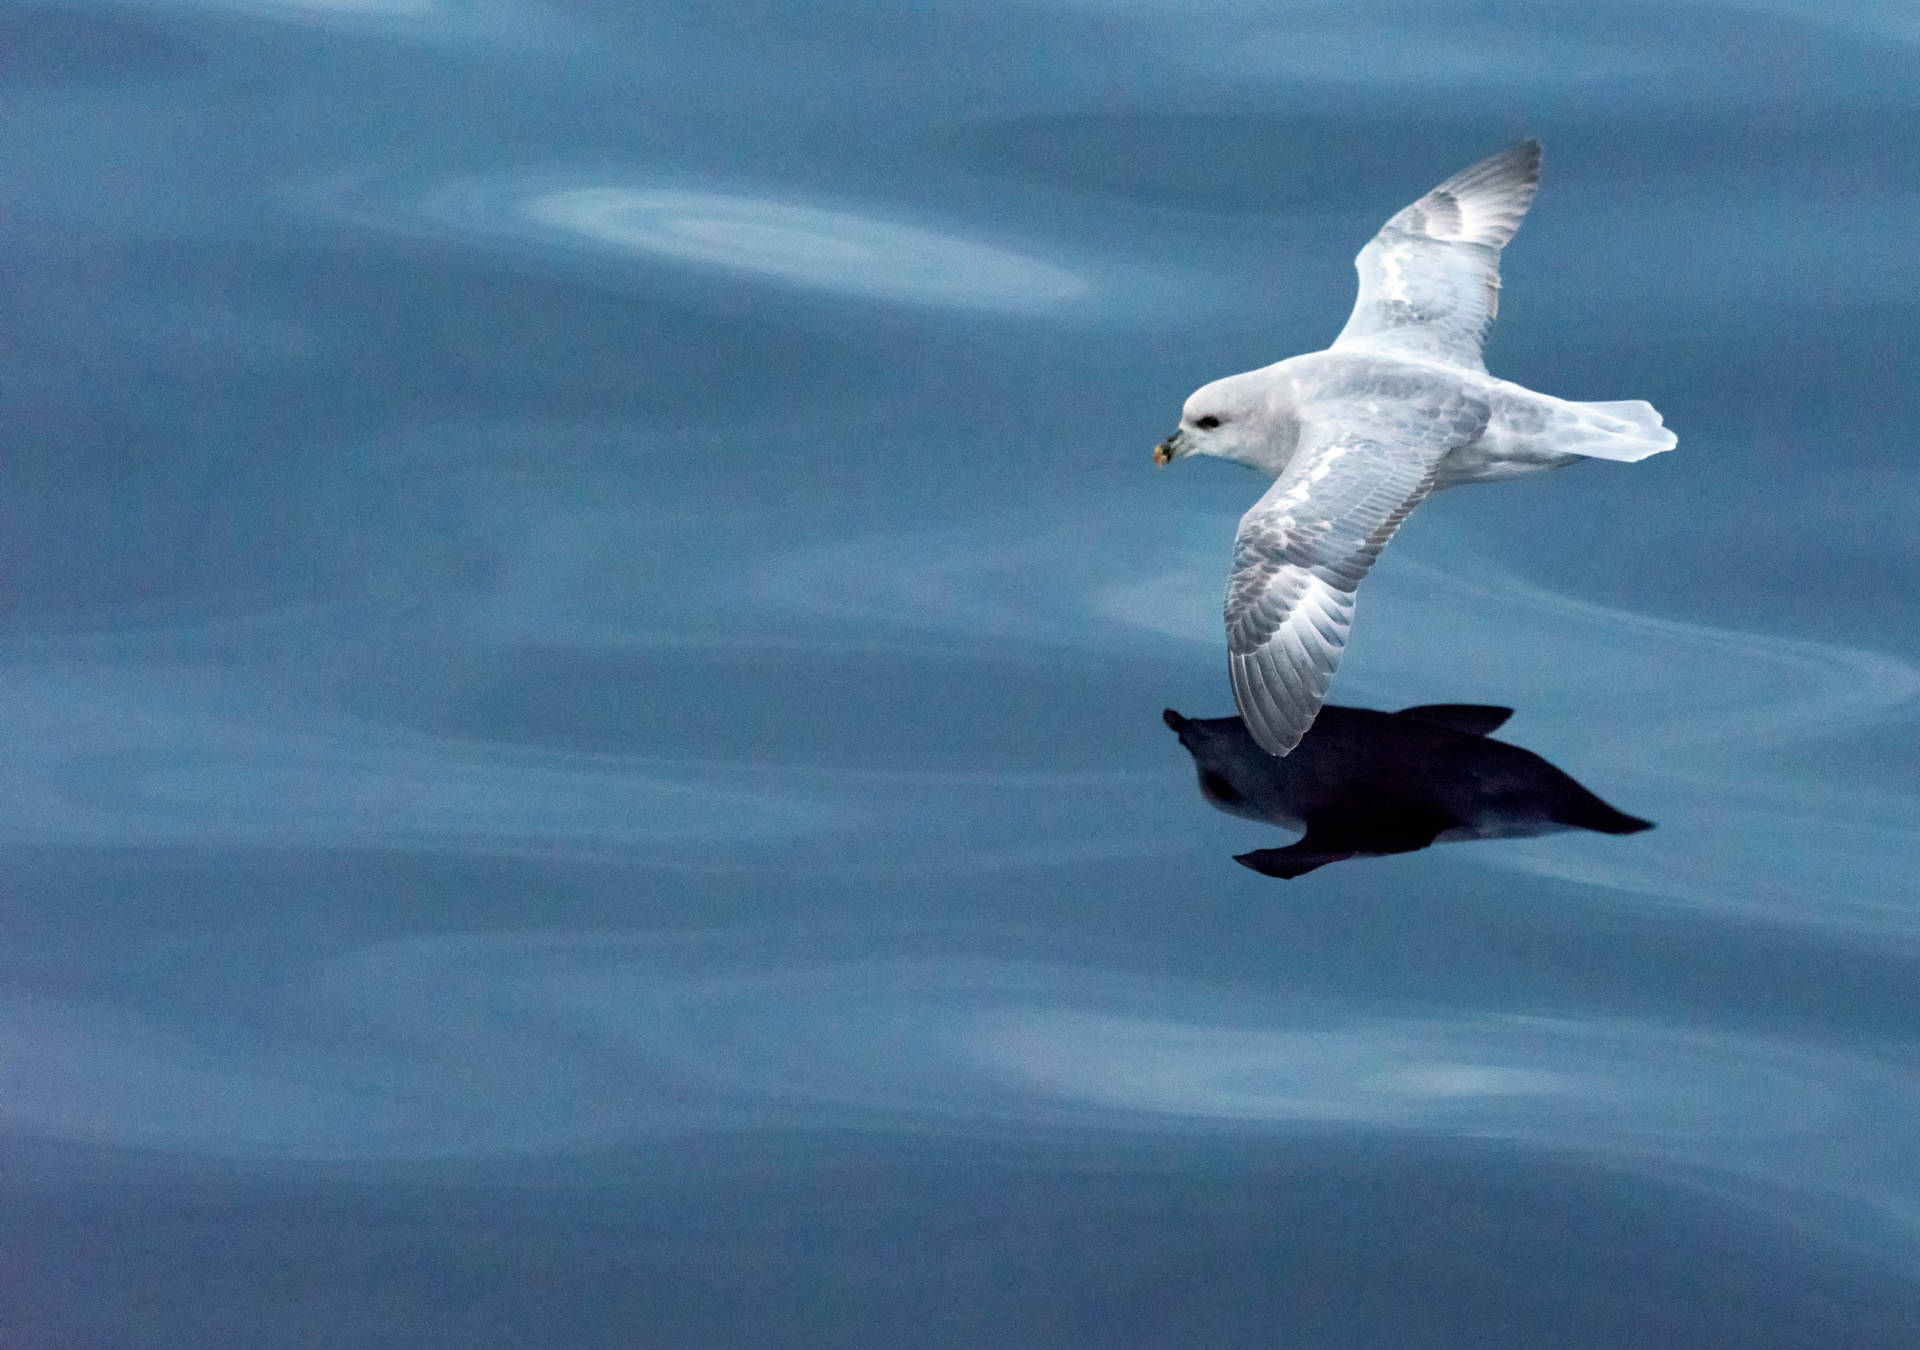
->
1552, 781, 1655, 835
1564, 399, 1677, 462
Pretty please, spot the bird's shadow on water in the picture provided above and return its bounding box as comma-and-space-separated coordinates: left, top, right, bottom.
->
1162, 701, 1653, 879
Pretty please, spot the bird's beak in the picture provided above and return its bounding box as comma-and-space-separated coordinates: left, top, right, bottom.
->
1153, 430, 1184, 466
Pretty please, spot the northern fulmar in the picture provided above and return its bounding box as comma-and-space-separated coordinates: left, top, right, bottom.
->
1154, 141, 1675, 756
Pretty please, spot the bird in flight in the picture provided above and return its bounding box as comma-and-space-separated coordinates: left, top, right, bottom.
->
1154, 141, 1675, 755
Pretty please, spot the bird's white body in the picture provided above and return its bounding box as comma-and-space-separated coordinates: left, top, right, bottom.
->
1155, 142, 1675, 756
1186, 349, 1670, 486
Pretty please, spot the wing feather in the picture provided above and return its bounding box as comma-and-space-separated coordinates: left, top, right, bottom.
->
1332, 140, 1541, 370
1225, 431, 1440, 755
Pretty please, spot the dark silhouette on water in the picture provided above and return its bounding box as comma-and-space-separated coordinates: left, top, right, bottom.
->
1164, 704, 1653, 879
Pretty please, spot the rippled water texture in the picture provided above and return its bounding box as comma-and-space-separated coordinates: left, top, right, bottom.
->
7, 0, 1920, 1344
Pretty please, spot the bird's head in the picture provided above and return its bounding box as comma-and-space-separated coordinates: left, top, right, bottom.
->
1162, 708, 1285, 821
1153, 366, 1297, 471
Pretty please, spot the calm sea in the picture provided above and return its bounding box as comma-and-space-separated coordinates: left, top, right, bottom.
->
6, 0, 1920, 1343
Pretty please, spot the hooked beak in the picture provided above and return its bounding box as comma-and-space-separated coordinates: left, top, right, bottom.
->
1153, 429, 1185, 466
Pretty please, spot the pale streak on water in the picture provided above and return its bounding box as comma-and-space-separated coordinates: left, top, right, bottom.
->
7, 0, 1920, 1344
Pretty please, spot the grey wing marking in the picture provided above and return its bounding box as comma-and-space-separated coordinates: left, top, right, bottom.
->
1225, 433, 1438, 756
1332, 140, 1541, 370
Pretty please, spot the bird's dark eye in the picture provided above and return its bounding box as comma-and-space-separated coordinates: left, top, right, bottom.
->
1195, 416, 1221, 430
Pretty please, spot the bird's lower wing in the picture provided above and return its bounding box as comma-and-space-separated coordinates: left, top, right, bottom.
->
1226, 433, 1438, 756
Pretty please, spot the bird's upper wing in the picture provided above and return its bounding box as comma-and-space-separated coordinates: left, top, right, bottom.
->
1225, 410, 1471, 756
1331, 140, 1541, 371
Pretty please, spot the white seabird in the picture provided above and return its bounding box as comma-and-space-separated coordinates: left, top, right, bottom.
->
1154, 141, 1675, 756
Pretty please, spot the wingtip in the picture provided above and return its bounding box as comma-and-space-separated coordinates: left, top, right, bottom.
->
1230, 661, 1307, 757
1467, 138, 1542, 189
1400, 139, 1543, 251
1496, 137, 1542, 172
1234, 849, 1304, 880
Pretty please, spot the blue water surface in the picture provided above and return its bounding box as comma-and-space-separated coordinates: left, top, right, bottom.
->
7, 0, 1920, 1344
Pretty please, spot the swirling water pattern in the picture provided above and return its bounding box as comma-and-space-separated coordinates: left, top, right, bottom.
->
6, 0, 1920, 1345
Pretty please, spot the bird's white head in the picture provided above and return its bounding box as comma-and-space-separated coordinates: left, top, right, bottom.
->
1153, 364, 1299, 472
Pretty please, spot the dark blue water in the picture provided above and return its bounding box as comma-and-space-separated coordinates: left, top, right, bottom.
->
8, 1, 1920, 1344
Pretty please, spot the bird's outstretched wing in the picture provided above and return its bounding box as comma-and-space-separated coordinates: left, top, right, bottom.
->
1331, 140, 1541, 371
1226, 424, 1448, 756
